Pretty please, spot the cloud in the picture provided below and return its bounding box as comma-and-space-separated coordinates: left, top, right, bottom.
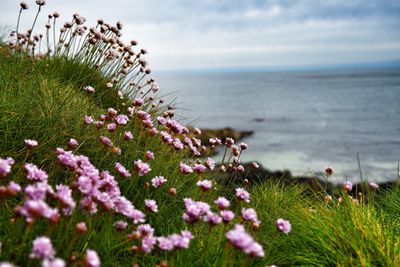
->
0, 0, 399, 70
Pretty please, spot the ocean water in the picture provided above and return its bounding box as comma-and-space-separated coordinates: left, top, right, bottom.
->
155, 68, 400, 183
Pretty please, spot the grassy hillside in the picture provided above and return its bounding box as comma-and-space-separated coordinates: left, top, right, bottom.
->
0, 2, 400, 266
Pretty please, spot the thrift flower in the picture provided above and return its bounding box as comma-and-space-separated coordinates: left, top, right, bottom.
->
123, 131, 133, 140
193, 164, 207, 174
220, 210, 235, 223
68, 138, 78, 149
115, 162, 131, 177
116, 115, 129, 125
343, 181, 352, 192
196, 179, 212, 191
25, 163, 48, 181
84, 85, 95, 94
241, 208, 258, 223
134, 160, 151, 176
84, 115, 94, 124
113, 220, 128, 230
145, 151, 154, 160
24, 139, 38, 149
83, 249, 100, 267
235, 188, 250, 203
205, 157, 215, 170
144, 199, 158, 213
325, 165, 334, 176
0, 157, 14, 177
276, 218, 291, 234
30, 236, 55, 260
151, 176, 167, 188
369, 182, 379, 190
99, 136, 113, 147
42, 258, 66, 267
226, 224, 264, 257
179, 163, 193, 174
215, 197, 230, 210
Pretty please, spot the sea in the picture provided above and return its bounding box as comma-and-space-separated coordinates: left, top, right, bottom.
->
155, 67, 400, 183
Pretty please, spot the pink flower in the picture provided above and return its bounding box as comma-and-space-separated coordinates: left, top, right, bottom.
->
141, 235, 156, 254
113, 220, 128, 230
151, 83, 159, 92
157, 116, 167, 125
343, 181, 352, 192
83, 249, 100, 267
25, 163, 48, 181
84, 115, 94, 124
133, 98, 144, 107
42, 258, 66, 267
145, 151, 154, 160
55, 184, 76, 215
204, 212, 222, 225
76, 222, 88, 234
84, 85, 95, 94
179, 163, 193, 174
107, 123, 117, 132
220, 210, 235, 223
251, 162, 259, 169
134, 160, 151, 176
7, 181, 21, 194
0, 157, 14, 177
239, 142, 248, 150
30, 236, 55, 260
68, 138, 78, 149
196, 180, 213, 191
137, 224, 155, 237
369, 182, 379, 190
123, 131, 133, 140
99, 136, 113, 147
144, 199, 158, 213
276, 218, 291, 234
235, 188, 250, 203
214, 197, 230, 210
115, 162, 131, 177
107, 108, 118, 117
151, 176, 167, 188
241, 208, 258, 222
24, 139, 38, 149
226, 224, 264, 257
193, 164, 207, 174
157, 237, 174, 251
205, 158, 215, 170
116, 115, 129, 125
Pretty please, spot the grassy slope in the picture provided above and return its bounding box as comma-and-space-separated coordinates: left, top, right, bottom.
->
0, 48, 400, 266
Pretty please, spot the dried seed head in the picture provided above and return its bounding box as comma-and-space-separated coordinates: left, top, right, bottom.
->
20, 2, 29, 9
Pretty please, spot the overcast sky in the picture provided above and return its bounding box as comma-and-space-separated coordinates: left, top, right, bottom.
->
1, 0, 399, 71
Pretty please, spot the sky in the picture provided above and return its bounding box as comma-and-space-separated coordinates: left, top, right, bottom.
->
1, 0, 400, 71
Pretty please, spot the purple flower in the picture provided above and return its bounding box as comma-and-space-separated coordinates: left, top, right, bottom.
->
115, 162, 131, 177
196, 179, 213, 191
343, 181, 352, 192
55, 184, 76, 215
107, 123, 117, 132
220, 210, 235, 223
25, 163, 48, 181
116, 114, 129, 125
7, 181, 21, 194
144, 199, 158, 213
99, 136, 113, 147
134, 160, 151, 176
136, 224, 154, 237
157, 116, 167, 125
0, 157, 14, 177
226, 224, 264, 257
107, 108, 118, 117
123, 131, 133, 140
179, 163, 193, 174
193, 164, 207, 174
151, 176, 167, 188
84, 85, 95, 94
214, 197, 230, 210
30, 236, 55, 260
42, 258, 66, 267
141, 235, 156, 254
145, 151, 154, 160
369, 182, 379, 190
113, 220, 128, 230
235, 188, 250, 203
205, 157, 215, 170
68, 138, 78, 149
133, 98, 144, 107
169, 230, 193, 249
157, 237, 174, 251
204, 212, 222, 225
83, 249, 100, 267
241, 208, 258, 222
276, 218, 291, 234
182, 198, 210, 224
151, 83, 159, 92
24, 139, 38, 149
84, 115, 94, 124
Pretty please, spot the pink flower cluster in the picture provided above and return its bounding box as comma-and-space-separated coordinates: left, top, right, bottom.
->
226, 224, 264, 257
